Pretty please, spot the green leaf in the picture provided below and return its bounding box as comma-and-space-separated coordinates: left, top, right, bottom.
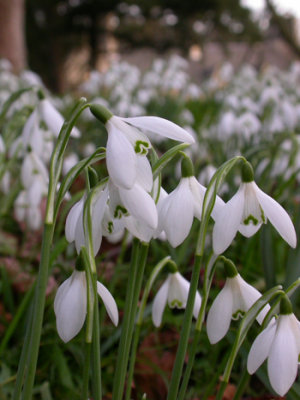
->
152, 143, 190, 179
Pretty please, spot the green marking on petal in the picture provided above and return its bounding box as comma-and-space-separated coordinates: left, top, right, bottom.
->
260, 207, 266, 223
108, 221, 113, 234
232, 309, 245, 320
114, 205, 128, 219
170, 299, 183, 308
134, 140, 149, 155
33, 168, 39, 175
243, 214, 259, 225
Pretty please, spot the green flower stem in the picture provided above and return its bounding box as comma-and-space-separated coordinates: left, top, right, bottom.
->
20, 222, 55, 400
125, 256, 172, 400
178, 254, 218, 400
13, 304, 34, 400
166, 254, 202, 400
82, 342, 91, 400
125, 323, 141, 400
215, 286, 283, 400
215, 381, 228, 400
112, 240, 149, 400
91, 275, 102, 400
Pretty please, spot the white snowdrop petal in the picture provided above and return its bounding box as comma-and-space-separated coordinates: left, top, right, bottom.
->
161, 179, 194, 247
97, 282, 119, 326
27, 207, 42, 230
268, 316, 299, 396
235, 275, 270, 324
74, 211, 86, 254
65, 197, 84, 243
91, 187, 108, 255
40, 99, 64, 137
212, 186, 245, 255
112, 116, 151, 150
119, 184, 158, 229
21, 109, 38, 146
168, 272, 189, 308
54, 271, 87, 343
121, 116, 195, 144
238, 223, 262, 238
206, 281, 233, 344
135, 155, 153, 192
188, 176, 206, 220
106, 121, 137, 189
254, 184, 297, 248
124, 216, 154, 242
152, 278, 170, 327
247, 319, 277, 374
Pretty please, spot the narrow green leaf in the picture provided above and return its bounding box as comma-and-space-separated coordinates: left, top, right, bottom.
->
152, 143, 190, 179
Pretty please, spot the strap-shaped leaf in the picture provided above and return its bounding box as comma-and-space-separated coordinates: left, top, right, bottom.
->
152, 143, 190, 180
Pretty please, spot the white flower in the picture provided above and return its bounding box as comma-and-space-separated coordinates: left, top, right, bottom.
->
247, 313, 300, 396
65, 186, 108, 255
91, 105, 195, 190
152, 272, 201, 327
158, 176, 222, 248
206, 273, 269, 344
108, 181, 158, 231
39, 98, 80, 138
54, 270, 118, 343
213, 181, 297, 255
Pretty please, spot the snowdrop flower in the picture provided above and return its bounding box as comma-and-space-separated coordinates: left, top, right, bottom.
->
65, 185, 108, 255
15, 190, 43, 230
108, 180, 157, 228
207, 258, 269, 344
158, 157, 222, 247
54, 269, 118, 343
152, 271, 201, 327
213, 162, 297, 255
247, 295, 300, 396
90, 104, 195, 190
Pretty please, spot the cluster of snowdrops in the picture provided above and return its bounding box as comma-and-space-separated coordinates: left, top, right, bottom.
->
0, 57, 299, 399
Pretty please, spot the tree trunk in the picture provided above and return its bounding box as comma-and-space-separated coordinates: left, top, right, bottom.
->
0, 0, 27, 72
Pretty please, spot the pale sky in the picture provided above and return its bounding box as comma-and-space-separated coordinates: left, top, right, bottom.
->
241, 0, 300, 17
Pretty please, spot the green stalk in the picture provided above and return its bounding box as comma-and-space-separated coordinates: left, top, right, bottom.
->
112, 240, 149, 400
13, 304, 34, 400
20, 223, 55, 400
82, 342, 91, 400
166, 254, 202, 400
91, 277, 102, 400
177, 254, 218, 400
125, 256, 172, 400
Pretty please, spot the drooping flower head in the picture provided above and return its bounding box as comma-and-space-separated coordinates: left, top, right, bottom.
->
206, 257, 270, 344
90, 104, 195, 190
247, 295, 300, 396
54, 265, 118, 343
213, 161, 297, 255
152, 270, 201, 327
157, 156, 223, 247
